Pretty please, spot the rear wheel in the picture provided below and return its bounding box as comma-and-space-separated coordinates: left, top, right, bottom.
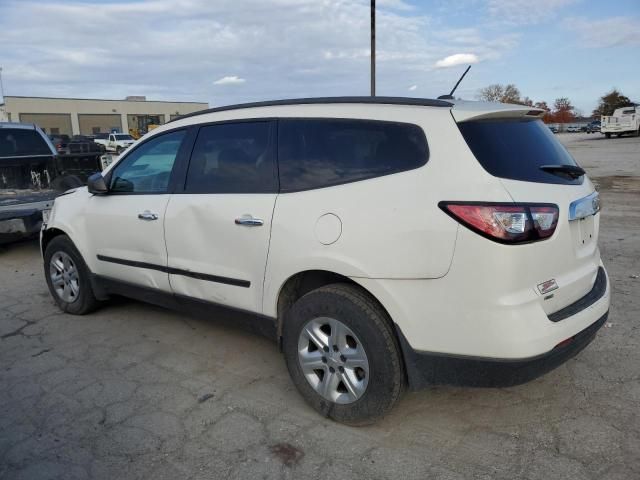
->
44, 235, 99, 315
282, 284, 404, 425
605, 133, 611, 139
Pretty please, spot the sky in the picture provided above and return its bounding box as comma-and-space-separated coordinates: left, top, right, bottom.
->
0, 0, 638, 115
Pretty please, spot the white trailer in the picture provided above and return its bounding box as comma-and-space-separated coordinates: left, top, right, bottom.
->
601, 106, 640, 138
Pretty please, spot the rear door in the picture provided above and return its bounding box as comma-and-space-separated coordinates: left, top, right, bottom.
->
453, 112, 601, 315
164, 120, 278, 313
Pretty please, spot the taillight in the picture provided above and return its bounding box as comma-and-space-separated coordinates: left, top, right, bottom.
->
439, 202, 559, 244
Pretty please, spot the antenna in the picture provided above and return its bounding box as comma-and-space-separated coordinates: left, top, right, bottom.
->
438, 65, 471, 100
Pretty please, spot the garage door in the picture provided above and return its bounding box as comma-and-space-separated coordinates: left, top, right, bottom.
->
19, 113, 73, 136
78, 114, 122, 135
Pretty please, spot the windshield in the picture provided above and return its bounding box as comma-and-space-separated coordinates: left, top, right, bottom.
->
115, 134, 133, 140
458, 118, 582, 185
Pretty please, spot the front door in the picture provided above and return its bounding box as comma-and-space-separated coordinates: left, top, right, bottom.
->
85, 129, 188, 291
164, 120, 278, 313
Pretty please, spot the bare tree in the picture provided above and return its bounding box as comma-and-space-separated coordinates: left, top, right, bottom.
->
553, 97, 575, 123
477, 83, 523, 104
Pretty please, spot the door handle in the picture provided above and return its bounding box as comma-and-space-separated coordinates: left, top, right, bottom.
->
235, 214, 264, 227
138, 211, 159, 221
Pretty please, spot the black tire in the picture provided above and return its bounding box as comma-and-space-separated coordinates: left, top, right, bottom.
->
605, 133, 611, 139
116, 146, 123, 154
44, 235, 100, 315
282, 283, 404, 425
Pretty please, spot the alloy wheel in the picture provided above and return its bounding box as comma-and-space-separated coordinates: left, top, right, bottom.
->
297, 317, 370, 404
49, 251, 80, 303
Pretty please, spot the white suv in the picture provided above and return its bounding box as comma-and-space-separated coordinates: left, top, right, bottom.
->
41, 97, 610, 424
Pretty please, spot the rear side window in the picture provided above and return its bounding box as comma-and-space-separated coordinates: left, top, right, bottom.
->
458, 119, 582, 185
185, 121, 277, 194
0, 129, 52, 157
278, 119, 429, 192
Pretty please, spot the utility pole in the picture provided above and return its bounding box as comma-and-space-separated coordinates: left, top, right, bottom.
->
370, 0, 375, 97
0, 67, 5, 103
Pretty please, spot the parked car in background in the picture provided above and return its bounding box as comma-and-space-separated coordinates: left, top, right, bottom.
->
1, 123, 104, 243
94, 132, 136, 154
548, 125, 559, 133
601, 106, 640, 138
586, 121, 601, 134
63, 135, 106, 154
566, 125, 581, 133
48, 134, 71, 153
41, 97, 610, 424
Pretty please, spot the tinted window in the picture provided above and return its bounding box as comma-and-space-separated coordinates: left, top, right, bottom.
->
0, 129, 52, 157
278, 119, 428, 192
185, 121, 276, 194
110, 130, 185, 193
458, 119, 582, 185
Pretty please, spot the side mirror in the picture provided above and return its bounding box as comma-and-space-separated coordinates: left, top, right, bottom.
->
87, 172, 109, 194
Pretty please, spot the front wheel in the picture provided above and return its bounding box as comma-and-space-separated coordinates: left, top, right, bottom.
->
282, 284, 404, 425
605, 133, 611, 139
44, 235, 100, 315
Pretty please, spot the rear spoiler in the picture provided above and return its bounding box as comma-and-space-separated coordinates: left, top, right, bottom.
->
451, 101, 545, 123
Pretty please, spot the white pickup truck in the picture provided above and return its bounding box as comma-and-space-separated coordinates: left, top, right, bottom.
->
601, 106, 640, 138
94, 133, 136, 153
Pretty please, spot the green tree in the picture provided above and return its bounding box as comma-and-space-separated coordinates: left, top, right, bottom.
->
592, 89, 633, 117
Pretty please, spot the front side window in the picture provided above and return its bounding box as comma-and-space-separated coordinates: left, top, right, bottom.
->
184, 121, 276, 194
110, 130, 185, 193
278, 118, 429, 192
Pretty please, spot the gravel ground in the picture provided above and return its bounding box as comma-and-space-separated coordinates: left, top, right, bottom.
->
1, 133, 639, 480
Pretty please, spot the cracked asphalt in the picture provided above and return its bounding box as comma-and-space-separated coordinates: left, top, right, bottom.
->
1, 134, 639, 479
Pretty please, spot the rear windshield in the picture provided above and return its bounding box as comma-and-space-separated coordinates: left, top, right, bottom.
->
458, 119, 582, 185
0, 128, 52, 157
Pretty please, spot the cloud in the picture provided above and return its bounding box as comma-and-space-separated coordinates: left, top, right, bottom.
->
408, 85, 417, 91
0, 0, 519, 105
567, 16, 640, 48
213, 75, 246, 85
434, 53, 479, 68
487, 0, 576, 25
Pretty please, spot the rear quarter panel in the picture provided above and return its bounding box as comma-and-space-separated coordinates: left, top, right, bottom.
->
262, 106, 513, 317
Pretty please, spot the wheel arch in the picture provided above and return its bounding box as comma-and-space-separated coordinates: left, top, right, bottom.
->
41, 227, 69, 256
275, 269, 413, 389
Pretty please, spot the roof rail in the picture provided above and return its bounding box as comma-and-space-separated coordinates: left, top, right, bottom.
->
169, 96, 453, 122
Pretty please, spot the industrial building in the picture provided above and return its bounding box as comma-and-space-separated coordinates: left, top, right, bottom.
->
0, 96, 208, 136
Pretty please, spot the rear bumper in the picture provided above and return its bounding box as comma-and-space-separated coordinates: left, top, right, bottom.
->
397, 312, 608, 389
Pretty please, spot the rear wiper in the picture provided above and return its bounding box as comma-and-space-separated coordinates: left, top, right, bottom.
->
539, 164, 585, 179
